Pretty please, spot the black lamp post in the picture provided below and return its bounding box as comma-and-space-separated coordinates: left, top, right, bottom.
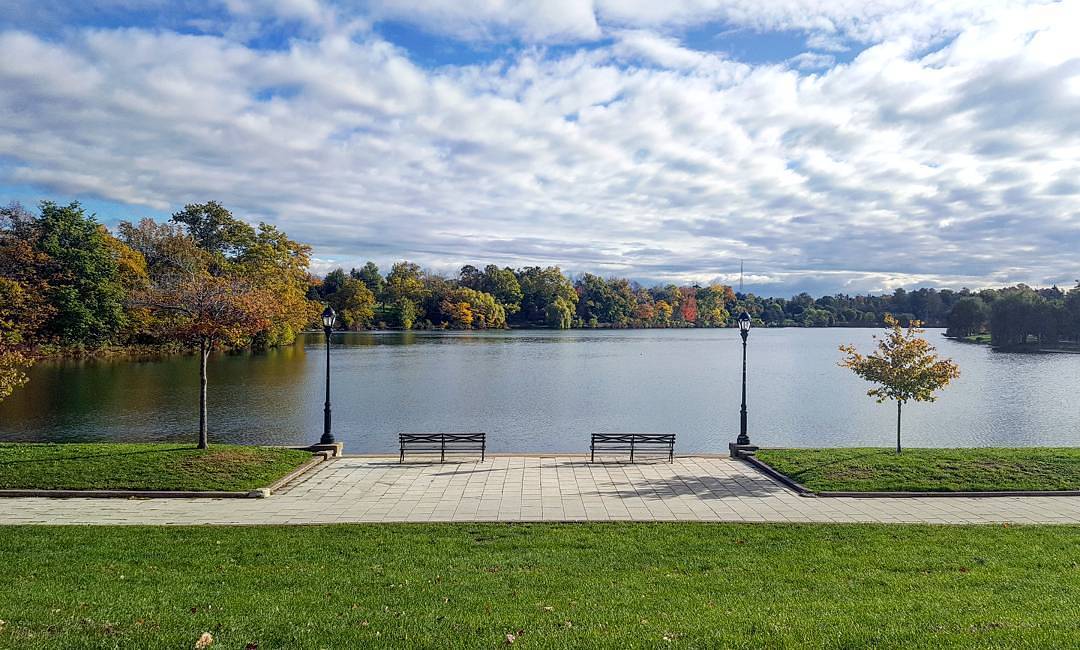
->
320, 305, 336, 445
736, 311, 751, 446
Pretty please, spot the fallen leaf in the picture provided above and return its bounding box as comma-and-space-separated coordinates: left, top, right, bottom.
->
245, 644, 258, 650
194, 632, 213, 649
543, 606, 553, 612
505, 633, 516, 645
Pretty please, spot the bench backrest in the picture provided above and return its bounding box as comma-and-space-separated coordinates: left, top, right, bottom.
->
591, 433, 675, 445
400, 432, 486, 444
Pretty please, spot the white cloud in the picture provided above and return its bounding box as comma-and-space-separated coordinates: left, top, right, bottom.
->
0, 0, 1077, 293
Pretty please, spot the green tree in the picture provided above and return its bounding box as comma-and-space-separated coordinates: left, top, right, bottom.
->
322, 270, 376, 330
170, 200, 256, 260
839, 315, 960, 454
945, 297, 989, 337
36, 202, 126, 346
353, 262, 385, 297
1065, 283, 1080, 343
383, 262, 426, 329
989, 287, 1043, 347
545, 296, 575, 329
516, 266, 577, 325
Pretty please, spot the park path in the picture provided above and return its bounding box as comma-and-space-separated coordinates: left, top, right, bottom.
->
2, 456, 1080, 525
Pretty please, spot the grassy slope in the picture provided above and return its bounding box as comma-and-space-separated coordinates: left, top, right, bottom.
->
756, 448, 1080, 492
1, 524, 1079, 648
0, 443, 311, 491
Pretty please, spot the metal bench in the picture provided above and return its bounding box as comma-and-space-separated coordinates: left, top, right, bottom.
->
590, 433, 675, 463
399, 432, 486, 463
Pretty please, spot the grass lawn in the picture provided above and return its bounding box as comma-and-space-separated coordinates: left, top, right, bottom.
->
0, 443, 312, 491
1, 523, 1079, 648
755, 447, 1080, 493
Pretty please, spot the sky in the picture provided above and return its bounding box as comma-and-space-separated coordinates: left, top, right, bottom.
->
1, 0, 1078, 296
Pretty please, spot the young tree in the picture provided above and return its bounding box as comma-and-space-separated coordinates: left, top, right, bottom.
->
839, 315, 960, 453
139, 273, 275, 448
128, 224, 276, 448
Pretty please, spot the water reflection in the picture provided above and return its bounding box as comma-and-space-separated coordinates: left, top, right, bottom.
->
1, 329, 1077, 452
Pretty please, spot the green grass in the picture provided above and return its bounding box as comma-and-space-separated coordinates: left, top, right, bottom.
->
1, 524, 1079, 648
0, 443, 312, 491
756, 447, 1080, 492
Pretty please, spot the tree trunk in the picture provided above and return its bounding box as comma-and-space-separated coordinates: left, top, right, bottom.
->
198, 338, 209, 449
895, 400, 903, 454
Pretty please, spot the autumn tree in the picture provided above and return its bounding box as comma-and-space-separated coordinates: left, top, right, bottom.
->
0, 278, 34, 402
839, 315, 960, 453
125, 221, 276, 448
136, 272, 276, 448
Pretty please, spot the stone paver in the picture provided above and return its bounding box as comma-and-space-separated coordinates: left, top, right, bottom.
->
3, 456, 1080, 525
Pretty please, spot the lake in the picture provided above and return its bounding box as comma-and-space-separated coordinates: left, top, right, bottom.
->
1, 328, 1076, 452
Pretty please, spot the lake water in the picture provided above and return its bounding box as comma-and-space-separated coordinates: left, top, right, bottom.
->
1, 329, 1077, 452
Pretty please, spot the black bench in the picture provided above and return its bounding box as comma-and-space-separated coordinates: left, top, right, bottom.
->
399, 432, 486, 463
590, 433, 675, 463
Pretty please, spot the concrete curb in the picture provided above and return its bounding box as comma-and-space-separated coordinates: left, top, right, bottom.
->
744, 453, 1080, 498
0, 450, 333, 499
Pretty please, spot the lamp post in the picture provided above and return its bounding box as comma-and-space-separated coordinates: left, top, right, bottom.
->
736, 311, 751, 446
320, 305, 336, 445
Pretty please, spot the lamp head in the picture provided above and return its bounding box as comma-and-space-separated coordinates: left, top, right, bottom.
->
738, 311, 751, 333
321, 305, 336, 330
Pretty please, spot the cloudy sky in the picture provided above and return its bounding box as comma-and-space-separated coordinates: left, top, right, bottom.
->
1, 1, 1078, 295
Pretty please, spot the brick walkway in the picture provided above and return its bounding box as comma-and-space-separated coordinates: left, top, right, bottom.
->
3, 456, 1080, 525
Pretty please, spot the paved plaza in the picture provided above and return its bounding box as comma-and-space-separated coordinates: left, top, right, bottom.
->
3, 455, 1080, 525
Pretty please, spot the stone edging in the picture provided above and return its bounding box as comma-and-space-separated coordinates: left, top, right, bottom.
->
0, 450, 333, 499
741, 453, 1080, 498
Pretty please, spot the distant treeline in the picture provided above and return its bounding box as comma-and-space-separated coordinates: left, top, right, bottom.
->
4, 198, 1077, 357
313, 263, 1080, 344
945, 285, 1080, 348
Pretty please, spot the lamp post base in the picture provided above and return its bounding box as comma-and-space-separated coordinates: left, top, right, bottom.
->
729, 442, 759, 459
307, 442, 344, 457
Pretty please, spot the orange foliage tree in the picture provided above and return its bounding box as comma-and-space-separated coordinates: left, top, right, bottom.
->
839, 315, 960, 453
134, 266, 276, 449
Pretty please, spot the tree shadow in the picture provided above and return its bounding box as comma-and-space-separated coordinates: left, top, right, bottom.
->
583, 474, 788, 500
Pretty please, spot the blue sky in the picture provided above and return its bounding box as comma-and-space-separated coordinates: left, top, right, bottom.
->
1, 0, 1077, 296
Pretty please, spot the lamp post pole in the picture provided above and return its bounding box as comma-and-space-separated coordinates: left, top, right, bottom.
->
320, 306, 336, 445
736, 312, 751, 446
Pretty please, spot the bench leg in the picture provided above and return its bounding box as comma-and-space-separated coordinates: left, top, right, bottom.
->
591, 445, 595, 463
400, 447, 404, 463
630, 440, 635, 464
481, 442, 485, 462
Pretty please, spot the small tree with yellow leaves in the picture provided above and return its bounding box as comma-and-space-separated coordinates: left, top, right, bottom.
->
840, 314, 960, 453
